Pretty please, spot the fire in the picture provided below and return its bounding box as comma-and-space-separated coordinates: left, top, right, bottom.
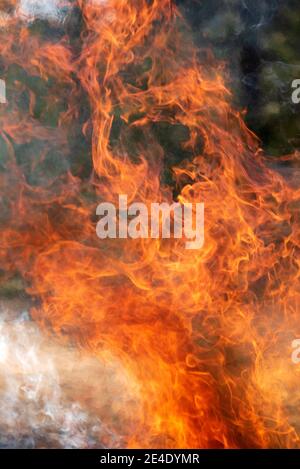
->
0, 0, 300, 448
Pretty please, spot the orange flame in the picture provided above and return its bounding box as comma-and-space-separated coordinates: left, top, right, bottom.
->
0, 0, 300, 448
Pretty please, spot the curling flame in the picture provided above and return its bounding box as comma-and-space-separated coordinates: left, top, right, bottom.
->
0, 0, 299, 448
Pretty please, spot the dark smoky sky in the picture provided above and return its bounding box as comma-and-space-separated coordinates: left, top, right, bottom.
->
177, 0, 300, 155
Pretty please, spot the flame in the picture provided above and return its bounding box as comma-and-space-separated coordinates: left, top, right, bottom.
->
0, 0, 300, 448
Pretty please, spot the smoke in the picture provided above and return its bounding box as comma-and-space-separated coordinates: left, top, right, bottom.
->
0, 310, 140, 448
18, 0, 69, 22
0, 0, 71, 26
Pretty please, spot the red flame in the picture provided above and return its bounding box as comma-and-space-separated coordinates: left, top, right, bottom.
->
0, 0, 300, 448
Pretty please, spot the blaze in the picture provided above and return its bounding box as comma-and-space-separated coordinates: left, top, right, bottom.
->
0, 0, 299, 448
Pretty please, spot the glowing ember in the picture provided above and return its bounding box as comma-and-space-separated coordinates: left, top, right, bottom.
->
0, 0, 299, 449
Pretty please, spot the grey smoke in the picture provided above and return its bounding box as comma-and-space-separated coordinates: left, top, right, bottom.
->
18, 0, 69, 22
0, 311, 139, 448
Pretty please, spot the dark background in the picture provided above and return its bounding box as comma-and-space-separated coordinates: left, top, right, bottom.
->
178, 0, 300, 156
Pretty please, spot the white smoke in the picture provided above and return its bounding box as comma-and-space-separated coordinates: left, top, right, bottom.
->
0, 311, 140, 448
18, 0, 69, 22
1, 0, 111, 28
